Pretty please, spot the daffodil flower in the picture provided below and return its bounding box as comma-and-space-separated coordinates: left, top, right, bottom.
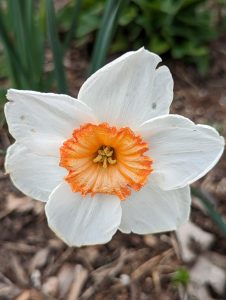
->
5, 48, 224, 247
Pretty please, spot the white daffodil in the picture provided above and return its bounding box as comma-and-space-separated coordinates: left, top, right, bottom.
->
4, 48, 224, 247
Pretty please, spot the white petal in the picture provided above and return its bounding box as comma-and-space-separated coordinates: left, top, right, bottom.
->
5, 89, 97, 156
78, 48, 173, 128
45, 182, 122, 247
139, 114, 225, 190
119, 182, 191, 234
5, 143, 65, 202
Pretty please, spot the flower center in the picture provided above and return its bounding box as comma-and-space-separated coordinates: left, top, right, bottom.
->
60, 123, 153, 200
93, 146, 117, 168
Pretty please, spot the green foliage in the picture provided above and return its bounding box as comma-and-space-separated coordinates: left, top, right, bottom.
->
0, 0, 46, 90
59, 0, 224, 74
0, 0, 224, 96
172, 267, 190, 288
0, 0, 70, 93
119, 0, 223, 75
129, 0, 217, 74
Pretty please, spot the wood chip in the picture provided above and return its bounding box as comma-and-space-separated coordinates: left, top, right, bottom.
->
30, 270, 42, 289
3, 242, 37, 254
57, 263, 75, 299
14, 289, 46, 300
67, 264, 88, 300
131, 249, 174, 281
143, 235, 158, 247
30, 248, 50, 272
10, 254, 29, 286
6, 194, 34, 213
45, 248, 74, 277
42, 276, 59, 298
0, 273, 21, 299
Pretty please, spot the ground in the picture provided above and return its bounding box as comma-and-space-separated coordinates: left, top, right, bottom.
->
0, 38, 226, 300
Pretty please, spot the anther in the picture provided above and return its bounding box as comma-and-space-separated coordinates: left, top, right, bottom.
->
93, 145, 117, 168
93, 155, 103, 163
108, 157, 117, 165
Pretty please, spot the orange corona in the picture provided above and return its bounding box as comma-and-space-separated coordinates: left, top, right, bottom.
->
60, 123, 153, 200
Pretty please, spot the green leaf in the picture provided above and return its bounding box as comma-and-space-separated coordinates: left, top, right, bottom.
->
63, 0, 82, 51
0, 7, 28, 88
149, 36, 170, 54
45, 0, 68, 93
119, 6, 137, 26
88, 0, 128, 76
191, 187, 226, 236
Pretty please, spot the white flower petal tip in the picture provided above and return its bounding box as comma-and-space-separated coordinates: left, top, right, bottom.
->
45, 183, 122, 247
119, 183, 191, 235
78, 48, 173, 128
139, 114, 225, 190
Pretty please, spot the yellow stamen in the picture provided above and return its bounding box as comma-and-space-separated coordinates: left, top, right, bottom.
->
108, 157, 117, 165
93, 145, 117, 168
93, 155, 103, 163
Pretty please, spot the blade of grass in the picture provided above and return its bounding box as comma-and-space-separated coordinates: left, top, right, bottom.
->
45, 0, 68, 93
191, 187, 226, 236
63, 0, 82, 52
88, 0, 128, 76
0, 8, 28, 88
20, 0, 41, 89
8, 0, 28, 69
8, 0, 35, 89
22, 0, 46, 90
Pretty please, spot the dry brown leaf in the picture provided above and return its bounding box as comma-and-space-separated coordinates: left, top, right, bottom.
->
205, 251, 226, 269
176, 221, 214, 262
188, 285, 213, 300
190, 256, 226, 295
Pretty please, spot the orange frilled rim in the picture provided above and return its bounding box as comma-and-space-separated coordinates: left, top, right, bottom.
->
60, 123, 153, 200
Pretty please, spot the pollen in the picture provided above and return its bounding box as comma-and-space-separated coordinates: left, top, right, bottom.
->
60, 123, 153, 200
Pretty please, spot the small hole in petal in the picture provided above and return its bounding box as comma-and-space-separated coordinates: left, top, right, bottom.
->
152, 103, 157, 109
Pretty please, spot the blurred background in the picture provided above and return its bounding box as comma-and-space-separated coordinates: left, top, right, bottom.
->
0, 0, 226, 299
